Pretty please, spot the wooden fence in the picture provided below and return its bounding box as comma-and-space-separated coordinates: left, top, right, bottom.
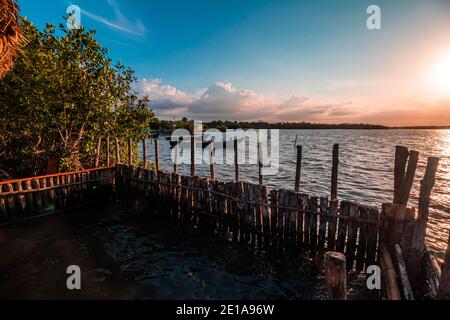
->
0, 167, 115, 225
115, 164, 381, 272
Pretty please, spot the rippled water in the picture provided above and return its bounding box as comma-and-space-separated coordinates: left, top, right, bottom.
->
143, 129, 450, 258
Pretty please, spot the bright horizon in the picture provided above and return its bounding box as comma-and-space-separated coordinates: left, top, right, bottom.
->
21, 0, 450, 126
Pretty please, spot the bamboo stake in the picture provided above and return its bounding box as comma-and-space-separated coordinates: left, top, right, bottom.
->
115, 137, 120, 164
142, 139, 147, 169
191, 136, 196, 177
234, 139, 239, 182
174, 143, 179, 173
295, 145, 302, 192
331, 144, 339, 200
106, 137, 110, 167
154, 138, 160, 172
258, 142, 263, 186
210, 141, 215, 180
128, 138, 133, 166
95, 136, 102, 167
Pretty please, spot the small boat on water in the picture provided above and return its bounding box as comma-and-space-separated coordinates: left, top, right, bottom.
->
168, 136, 244, 149
144, 129, 160, 139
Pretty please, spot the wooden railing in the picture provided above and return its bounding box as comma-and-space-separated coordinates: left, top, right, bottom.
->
0, 166, 115, 224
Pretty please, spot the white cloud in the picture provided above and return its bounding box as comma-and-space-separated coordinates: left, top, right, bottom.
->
79, 0, 146, 37
188, 82, 267, 115
139, 79, 357, 122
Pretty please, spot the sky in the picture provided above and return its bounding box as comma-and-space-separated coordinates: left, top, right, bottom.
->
19, 0, 450, 126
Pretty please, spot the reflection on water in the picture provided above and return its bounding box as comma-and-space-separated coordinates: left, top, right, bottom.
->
143, 129, 450, 259
99, 216, 330, 300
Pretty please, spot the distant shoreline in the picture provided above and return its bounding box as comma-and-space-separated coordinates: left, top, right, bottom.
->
156, 120, 450, 132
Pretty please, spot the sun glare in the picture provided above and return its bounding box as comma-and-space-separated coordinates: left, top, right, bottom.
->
429, 49, 450, 97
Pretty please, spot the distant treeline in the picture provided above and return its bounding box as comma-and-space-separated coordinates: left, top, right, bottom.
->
205, 121, 388, 130
153, 118, 388, 132
153, 118, 450, 133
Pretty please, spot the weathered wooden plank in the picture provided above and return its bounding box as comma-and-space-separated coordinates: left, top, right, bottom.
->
261, 185, 270, 247
288, 191, 297, 246
303, 192, 311, 248
395, 244, 414, 300
309, 196, 319, 252
15, 182, 26, 218
297, 193, 308, 248
380, 243, 401, 300
356, 205, 369, 271
366, 207, 380, 267
277, 189, 286, 247
327, 200, 339, 251
236, 181, 245, 243
336, 201, 350, 253
24, 180, 34, 216
32, 179, 42, 212
318, 197, 328, 252
270, 190, 279, 245
345, 202, 359, 270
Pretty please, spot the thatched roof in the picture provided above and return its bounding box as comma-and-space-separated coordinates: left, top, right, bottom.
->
0, 0, 26, 79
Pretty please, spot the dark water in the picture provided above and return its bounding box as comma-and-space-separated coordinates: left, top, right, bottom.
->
143, 129, 450, 259
0, 203, 374, 300
2, 204, 351, 300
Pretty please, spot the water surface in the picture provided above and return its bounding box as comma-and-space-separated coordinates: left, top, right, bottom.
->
143, 129, 450, 258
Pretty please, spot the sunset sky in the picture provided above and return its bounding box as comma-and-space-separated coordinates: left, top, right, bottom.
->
21, 0, 450, 126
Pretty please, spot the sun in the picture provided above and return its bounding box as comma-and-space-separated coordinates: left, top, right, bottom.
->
429, 49, 450, 97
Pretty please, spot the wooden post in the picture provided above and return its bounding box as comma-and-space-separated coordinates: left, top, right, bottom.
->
424, 249, 441, 297
399, 150, 419, 206
95, 136, 102, 167
391, 150, 419, 246
395, 244, 414, 300
325, 251, 347, 300
115, 138, 120, 164
294, 145, 302, 192
331, 144, 339, 200
142, 139, 147, 169
174, 143, 179, 173
408, 157, 439, 283
210, 141, 215, 180
190, 136, 196, 176
258, 142, 263, 186
128, 138, 133, 166
234, 138, 239, 182
438, 231, 450, 300
154, 138, 160, 172
106, 137, 110, 166
394, 146, 409, 204
380, 244, 401, 300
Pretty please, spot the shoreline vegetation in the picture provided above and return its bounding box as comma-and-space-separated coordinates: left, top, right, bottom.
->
154, 118, 450, 133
